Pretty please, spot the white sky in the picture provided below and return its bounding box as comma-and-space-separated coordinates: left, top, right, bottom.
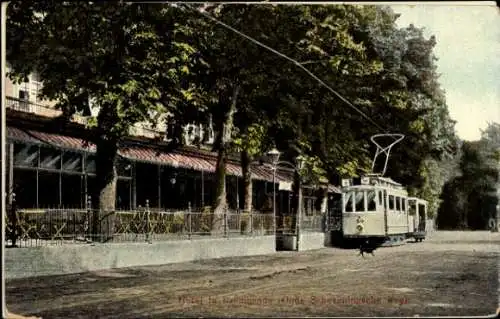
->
390, 2, 500, 141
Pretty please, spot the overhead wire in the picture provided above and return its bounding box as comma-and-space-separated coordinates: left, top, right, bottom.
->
190, 4, 389, 134
188, 4, 455, 161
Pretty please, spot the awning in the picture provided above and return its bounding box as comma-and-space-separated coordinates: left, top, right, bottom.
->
7, 127, 96, 152
119, 145, 275, 182
119, 146, 214, 172
7, 127, 44, 144
7, 126, 278, 183
29, 130, 96, 152
6, 127, 342, 188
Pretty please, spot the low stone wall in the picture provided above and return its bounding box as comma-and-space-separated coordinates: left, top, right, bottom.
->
298, 232, 327, 251
5, 236, 276, 279
281, 232, 326, 251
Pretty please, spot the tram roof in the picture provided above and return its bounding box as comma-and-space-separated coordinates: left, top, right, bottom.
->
342, 174, 406, 190
408, 197, 428, 203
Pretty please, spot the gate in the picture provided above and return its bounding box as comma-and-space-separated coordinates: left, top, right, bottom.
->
275, 214, 296, 250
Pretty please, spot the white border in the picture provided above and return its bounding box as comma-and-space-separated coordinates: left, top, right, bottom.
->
1, 3, 8, 318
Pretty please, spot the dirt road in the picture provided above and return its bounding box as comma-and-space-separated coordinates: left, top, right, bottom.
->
6, 231, 499, 318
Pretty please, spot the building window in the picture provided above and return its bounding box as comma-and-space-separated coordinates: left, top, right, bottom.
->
62, 152, 83, 172
85, 154, 96, 174
117, 158, 132, 177
135, 162, 159, 208
18, 89, 29, 101
38, 171, 60, 207
116, 179, 131, 210
39, 147, 61, 170
61, 174, 84, 208
14, 143, 38, 167
12, 169, 37, 208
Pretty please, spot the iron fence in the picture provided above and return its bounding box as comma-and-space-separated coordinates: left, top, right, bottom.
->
301, 214, 326, 232
275, 213, 326, 234
5, 208, 275, 248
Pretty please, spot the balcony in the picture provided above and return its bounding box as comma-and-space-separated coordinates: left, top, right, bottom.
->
6, 96, 62, 118
6, 96, 164, 140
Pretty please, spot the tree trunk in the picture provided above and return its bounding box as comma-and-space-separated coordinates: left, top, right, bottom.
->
212, 85, 240, 234
292, 170, 301, 231
240, 149, 253, 234
94, 137, 119, 242
241, 149, 253, 213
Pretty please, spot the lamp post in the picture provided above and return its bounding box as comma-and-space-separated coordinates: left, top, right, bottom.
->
294, 157, 305, 251
267, 148, 280, 236
260, 148, 305, 250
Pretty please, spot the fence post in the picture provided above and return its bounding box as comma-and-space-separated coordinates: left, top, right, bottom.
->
145, 199, 151, 243
86, 195, 92, 242
224, 208, 227, 238
250, 210, 253, 236
188, 202, 192, 240
9, 192, 17, 247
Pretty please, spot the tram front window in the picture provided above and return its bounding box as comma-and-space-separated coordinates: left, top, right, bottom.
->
354, 191, 364, 212
344, 192, 354, 212
366, 190, 376, 211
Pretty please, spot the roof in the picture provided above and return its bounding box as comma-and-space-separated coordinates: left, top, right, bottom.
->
6, 126, 277, 182
7, 126, 342, 192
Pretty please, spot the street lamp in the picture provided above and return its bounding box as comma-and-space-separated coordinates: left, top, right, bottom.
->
260, 148, 305, 250
266, 147, 281, 237
267, 147, 281, 165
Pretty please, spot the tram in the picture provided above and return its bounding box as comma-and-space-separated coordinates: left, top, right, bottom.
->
338, 174, 410, 246
327, 134, 428, 247
407, 197, 428, 242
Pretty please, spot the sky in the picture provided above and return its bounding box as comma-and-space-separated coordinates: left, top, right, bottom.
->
390, 2, 500, 141
153, 3, 499, 142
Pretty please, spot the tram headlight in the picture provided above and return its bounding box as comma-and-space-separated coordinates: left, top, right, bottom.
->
356, 223, 364, 233
355, 216, 365, 233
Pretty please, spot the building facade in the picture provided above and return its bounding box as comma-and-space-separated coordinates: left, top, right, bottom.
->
5, 68, 339, 214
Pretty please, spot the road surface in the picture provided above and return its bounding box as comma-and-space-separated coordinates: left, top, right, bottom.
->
5, 231, 500, 318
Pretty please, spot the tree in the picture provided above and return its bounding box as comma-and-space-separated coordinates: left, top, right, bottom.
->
7, 1, 202, 240
437, 126, 499, 230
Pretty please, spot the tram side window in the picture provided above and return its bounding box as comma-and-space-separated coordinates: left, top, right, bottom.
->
366, 190, 376, 211
409, 202, 416, 215
354, 191, 364, 212
402, 198, 406, 212
344, 192, 354, 212
396, 197, 401, 212
388, 195, 395, 210
378, 191, 383, 207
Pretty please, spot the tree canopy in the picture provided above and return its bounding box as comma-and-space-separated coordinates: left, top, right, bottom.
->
6, 2, 466, 227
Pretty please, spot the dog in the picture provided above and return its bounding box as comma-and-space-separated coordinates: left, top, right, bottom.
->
359, 239, 378, 257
